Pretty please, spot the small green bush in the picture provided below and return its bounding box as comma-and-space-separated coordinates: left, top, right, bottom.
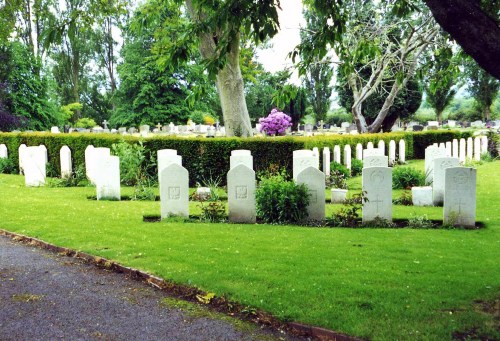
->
393, 190, 413, 206
0, 157, 16, 174
75, 117, 97, 128
112, 140, 146, 186
256, 174, 310, 224
392, 166, 425, 189
330, 161, 350, 179
351, 159, 363, 177
407, 214, 435, 229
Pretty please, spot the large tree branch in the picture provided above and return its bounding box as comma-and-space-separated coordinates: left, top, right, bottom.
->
424, 0, 500, 79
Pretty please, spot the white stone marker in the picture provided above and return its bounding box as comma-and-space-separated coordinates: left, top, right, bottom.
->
378, 140, 385, 154
24, 146, 46, 187
293, 150, 318, 180
388, 140, 396, 166
444, 167, 476, 228
466, 137, 473, 160
95, 156, 121, 200
439, 142, 446, 150
160, 163, 189, 218
0, 144, 7, 158
333, 145, 341, 164
157, 149, 182, 184
356, 143, 363, 160
480, 136, 488, 155
60, 146, 72, 179
140, 124, 150, 137
85, 145, 95, 181
230, 149, 253, 170
86, 147, 110, 184
312, 147, 320, 166
452, 139, 459, 159
39, 144, 48, 165
367, 141, 374, 149
322, 147, 331, 176
363, 148, 384, 158
445, 142, 452, 157
18, 144, 27, 174
344, 145, 352, 170
398, 140, 406, 163
362, 167, 392, 223
432, 157, 460, 206
363, 155, 389, 168
296, 166, 325, 221
51, 126, 60, 134
425, 145, 447, 184
459, 138, 466, 164
411, 186, 433, 206
474, 137, 481, 161
227, 164, 256, 223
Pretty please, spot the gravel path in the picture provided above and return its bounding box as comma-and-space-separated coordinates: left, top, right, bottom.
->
0, 235, 301, 341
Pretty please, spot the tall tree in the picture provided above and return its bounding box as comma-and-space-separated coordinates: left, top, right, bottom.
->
463, 58, 499, 121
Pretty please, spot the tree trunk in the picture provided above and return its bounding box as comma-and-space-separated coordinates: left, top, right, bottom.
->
424, 0, 500, 79
484, 106, 491, 121
437, 109, 443, 124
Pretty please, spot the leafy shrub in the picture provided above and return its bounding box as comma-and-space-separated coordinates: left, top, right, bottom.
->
407, 214, 435, 229
330, 161, 350, 179
327, 192, 366, 227
47, 164, 89, 187
199, 201, 226, 222
112, 140, 146, 186
190, 110, 206, 124
363, 217, 397, 228
486, 130, 499, 158
256, 174, 310, 224
393, 190, 412, 206
326, 172, 348, 189
132, 174, 156, 201
75, 117, 97, 128
350, 158, 363, 176
392, 166, 425, 189
0, 157, 16, 174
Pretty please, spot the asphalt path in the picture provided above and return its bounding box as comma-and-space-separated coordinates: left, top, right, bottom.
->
0, 235, 302, 341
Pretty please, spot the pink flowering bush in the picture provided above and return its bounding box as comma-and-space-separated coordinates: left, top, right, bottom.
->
258, 109, 292, 136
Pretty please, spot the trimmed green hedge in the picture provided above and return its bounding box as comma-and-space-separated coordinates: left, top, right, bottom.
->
0, 131, 472, 185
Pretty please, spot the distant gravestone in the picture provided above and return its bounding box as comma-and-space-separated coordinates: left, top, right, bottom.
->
445, 142, 452, 157
367, 141, 374, 149
388, 140, 396, 166
398, 140, 406, 163
95, 156, 121, 201
50, 126, 60, 134
356, 143, 363, 160
118, 127, 127, 134
296, 166, 325, 221
448, 120, 456, 128
432, 157, 460, 206
333, 145, 341, 164
128, 127, 137, 134
363, 148, 384, 158
227, 164, 256, 223
160, 163, 189, 218
0, 144, 7, 158
362, 167, 392, 223
466, 137, 473, 160
412, 125, 424, 132
322, 147, 331, 176
344, 145, 351, 170
411, 186, 433, 206
363, 155, 388, 168
24, 146, 46, 187
444, 167, 476, 227
378, 140, 385, 154
459, 138, 466, 164
480, 136, 488, 155
452, 139, 459, 159
60, 145, 72, 179
18, 144, 27, 174
230, 149, 253, 170
139, 125, 150, 137
474, 137, 481, 161
425, 145, 447, 184
293, 150, 318, 180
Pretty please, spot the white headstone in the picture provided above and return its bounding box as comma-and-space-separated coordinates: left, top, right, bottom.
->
448, 120, 456, 128
363, 148, 384, 158
445, 142, 452, 157
160, 163, 189, 218
474, 137, 481, 161
296, 167, 325, 221
95, 156, 121, 201
333, 145, 341, 164
480, 136, 488, 155
344, 145, 352, 170
459, 138, 466, 164
398, 140, 406, 163
439, 142, 446, 150
227, 164, 256, 223
50, 126, 60, 134
428, 121, 439, 127
140, 125, 150, 137
432, 157, 460, 206
18, 144, 27, 174
363, 155, 389, 168
230, 149, 253, 170
388, 140, 396, 166
322, 147, 331, 176
60, 145, 72, 179
378, 140, 385, 154
0, 144, 7, 158
466, 137, 473, 160
39, 144, 48, 165
356, 143, 363, 160
452, 139, 459, 159
24, 146, 46, 187
444, 167, 476, 228
312, 147, 320, 166
411, 186, 433, 206
293, 150, 318, 180
362, 167, 392, 223
367, 142, 374, 149
85, 145, 95, 181
425, 146, 447, 184
86, 147, 110, 184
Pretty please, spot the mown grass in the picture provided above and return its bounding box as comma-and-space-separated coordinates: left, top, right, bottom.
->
0, 160, 499, 340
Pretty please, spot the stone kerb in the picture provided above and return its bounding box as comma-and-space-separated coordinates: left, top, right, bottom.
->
432, 157, 460, 206
362, 167, 392, 223
227, 164, 256, 223
363, 155, 388, 168
95, 155, 121, 201
24, 146, 46, 187
444, 167, 476, 228
60, 145, 72, 179
160, 163, 189, 219
296, 166, 325, 221
230, 149, 253, 170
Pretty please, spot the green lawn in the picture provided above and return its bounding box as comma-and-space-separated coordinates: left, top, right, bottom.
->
0, 160, 499, 340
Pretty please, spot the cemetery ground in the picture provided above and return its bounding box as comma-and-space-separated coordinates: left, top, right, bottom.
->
0, 160, 499, 341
